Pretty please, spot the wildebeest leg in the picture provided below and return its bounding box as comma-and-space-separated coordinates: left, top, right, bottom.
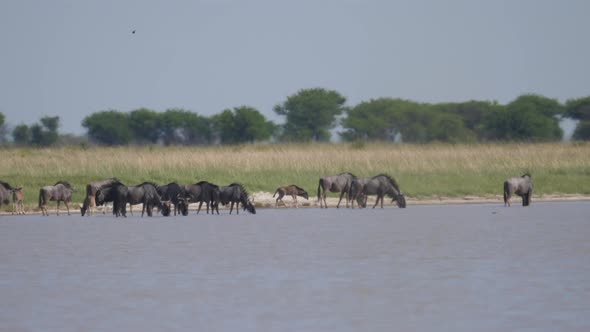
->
372, 195, 381, 209
56, 201, 61, 216
197, 201, 203, 214
65, 201, 71, 215
336, 190, 345, 208
292, 194, 298, 208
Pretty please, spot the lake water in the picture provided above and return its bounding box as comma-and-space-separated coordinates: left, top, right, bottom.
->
1, 202, 589, 332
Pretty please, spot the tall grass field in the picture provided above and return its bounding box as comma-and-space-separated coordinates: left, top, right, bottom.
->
1, 142, 589, 211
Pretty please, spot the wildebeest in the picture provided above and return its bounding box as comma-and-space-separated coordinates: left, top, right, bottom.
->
218, 183, 256, 214
12, 187, 25, 215
0, 181, 13, 211
317, 172, 356, 208
358, 174, 406, 209
348, 177, 372, 209
503, 174, 533, 207
273, 185, 308, 208
38, 181, 74, 216
95, 180, 129, 217
185, 181, 220, 215
80, 178, 121, 216
126, 182, 168, 217
157, 182, 189, 216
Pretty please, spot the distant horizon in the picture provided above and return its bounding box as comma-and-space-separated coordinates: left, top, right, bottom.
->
2, 1, 589, 136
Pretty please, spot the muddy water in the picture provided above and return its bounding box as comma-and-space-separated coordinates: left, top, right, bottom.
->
1, 202, 589, 332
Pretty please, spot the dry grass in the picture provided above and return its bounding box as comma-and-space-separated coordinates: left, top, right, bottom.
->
1, 142, 589, 211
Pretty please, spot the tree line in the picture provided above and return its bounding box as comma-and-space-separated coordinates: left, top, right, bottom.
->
1, 88, 590, 146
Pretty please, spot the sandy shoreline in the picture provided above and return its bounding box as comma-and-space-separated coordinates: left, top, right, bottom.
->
3, 193, 589, 216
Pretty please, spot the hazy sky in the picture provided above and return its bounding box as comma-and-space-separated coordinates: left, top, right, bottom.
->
1, 0, 589, 135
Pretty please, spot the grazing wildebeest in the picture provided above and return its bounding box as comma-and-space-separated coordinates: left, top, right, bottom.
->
348, 177, 372, 209
95, 181, 129, 217
273, 185, 308, 208
359, 174, 406, 209
0, 181, 13, 211
219, 183, 256, 214
185, 181, 220, 215
12, 187, 25, 215
503, 174, 533, 207
80, 178, 121, 216
38, 181, 74, 216
157, 182, 189, 216
126, 182, 168, 217
317, 172, 356, 208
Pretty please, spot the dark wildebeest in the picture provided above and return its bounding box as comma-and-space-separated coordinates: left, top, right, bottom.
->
503, 174, 533, 207
359, 174, 406, 209
185, 181, 220, 215
12, 187, 25, 215
38, 181, 74, 216
126, 182, 168, 217
157, 182, 189, 216
95, 180, 129, 217
80, 178, 121, 216
273, 185, 308, 208
0, 181, 13, 211
219, 183, 256, 214
317, 172, 356, 208
348, 177, 372, 209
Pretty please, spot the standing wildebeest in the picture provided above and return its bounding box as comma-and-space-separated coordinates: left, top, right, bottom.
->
95, 180, 129, 217
80, 178, 121, 216
219, 183, 256, 214
126, 182, 168, 217
317, 172, 356, 208
38, 181, 74, 216
348, 177, 372, 209
503, 174, 533, 207
12, 187, 25, 215
273, 185, 308, 208
0, 181, 13, 211
359, 174, 406, 209
185, 181, 220, 215
157, 182, 189, 216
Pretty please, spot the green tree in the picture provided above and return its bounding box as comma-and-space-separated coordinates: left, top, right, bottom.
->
0, 112, 6, 144
565, 96, 590, 140
274, 88, 346, 142
159, 109, 212, 145
82, 111, 132, 145
129, 108, 161, 144
12, 124, 30, 145
484, 98, 562, 141
213, 106, 275, 144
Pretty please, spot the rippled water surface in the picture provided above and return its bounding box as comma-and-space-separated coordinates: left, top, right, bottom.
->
1, 202, 589, 332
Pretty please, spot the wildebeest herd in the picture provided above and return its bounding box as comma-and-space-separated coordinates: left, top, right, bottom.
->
0, 173, 533, 216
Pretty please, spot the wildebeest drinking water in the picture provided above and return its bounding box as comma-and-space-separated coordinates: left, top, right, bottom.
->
219, 183, 256, 214
359, 174, 406, 209
126, 182, 168, 217
38, 181, 74, 216
348, 177, 372, 209
80, 178, 121, 216
157, 182, 188, 216
273, 185, 308, 208
503, 174, 533, 207
184, 181, 220, 215
317, 172, 356, 208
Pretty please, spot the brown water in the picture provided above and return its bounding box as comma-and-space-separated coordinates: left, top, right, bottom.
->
1, 202, 589, 332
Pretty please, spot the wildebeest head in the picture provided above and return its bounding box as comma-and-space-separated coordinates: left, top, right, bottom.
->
392, 194, 407, 208
243, 201, 256, 214
177, 195, 189, 216
160, 200, 171, 216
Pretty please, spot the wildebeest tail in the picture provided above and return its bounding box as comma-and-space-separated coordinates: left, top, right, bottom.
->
38, 188, 44, 209
273, 188, 280, 198
317, 179, 324, 201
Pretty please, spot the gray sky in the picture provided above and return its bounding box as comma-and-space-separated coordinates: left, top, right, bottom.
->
1, 0, 589, 135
